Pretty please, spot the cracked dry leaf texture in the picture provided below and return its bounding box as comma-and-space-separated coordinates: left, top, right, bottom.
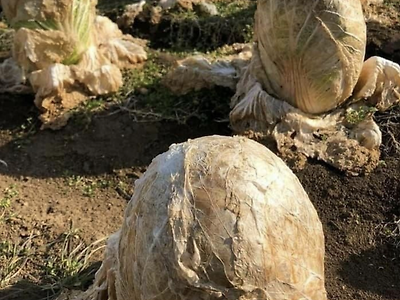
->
252, 0, 366, 114
0, 0, 147, 129
163, 46, 252, 95
13, 28, 75, 72
162, 56, 240, 95
95, 16, 147, 68
80, 135, 327, 300
352, 56, 400, 111
230, 66, 382, 175
0, 0, 73, 26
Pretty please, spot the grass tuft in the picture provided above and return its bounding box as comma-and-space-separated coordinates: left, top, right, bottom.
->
41, 229, 106, 297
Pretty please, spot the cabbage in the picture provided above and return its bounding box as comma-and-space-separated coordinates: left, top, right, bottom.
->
228, 0, 399, 174
2, 0, 94, 66
79, 135, 327, 300
163, 0, 400, 175
252, 0, 366, 114
0, 0, 147, 129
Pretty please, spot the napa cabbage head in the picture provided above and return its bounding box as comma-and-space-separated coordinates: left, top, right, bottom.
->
2, 0, 96, 66
252, 0, 366, 114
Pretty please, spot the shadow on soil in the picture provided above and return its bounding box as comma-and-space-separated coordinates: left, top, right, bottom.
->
0, 93, 230, 179
0, 262, 102, 300
103, 2, 256, 52
339, 242, 400, 299
366, 20, 400, 64
0, 280, 47, 300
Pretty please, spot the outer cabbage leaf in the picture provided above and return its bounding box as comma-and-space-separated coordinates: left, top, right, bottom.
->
13, 28, 75, 72
253, 0, 366, 114
0, 0, 147, 130
72, 46, 123, 95
352, 56, 400, 111
77, 135, 327, 300
95, 16, 147, 68
0, 0, 74, 26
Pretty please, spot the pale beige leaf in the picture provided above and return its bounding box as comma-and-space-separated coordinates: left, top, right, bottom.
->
353, 56, 400, 111
78, 135, 327, 300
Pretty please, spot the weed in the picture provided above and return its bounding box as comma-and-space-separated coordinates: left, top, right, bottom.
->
0, 235, 33, 288
0, 185, 18, 209
65, 175, 79, 187
81, 182, 97, 198
41, 229, 106, 297
377, 218, 400, 248
63, 175, 112, 198
0, 185, 19, 223
0, 226, 106, 298
345, 106, 377, 125
104, 51, 233, 124
13, 117, 40, 149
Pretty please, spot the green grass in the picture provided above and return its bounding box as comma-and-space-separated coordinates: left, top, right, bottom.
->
63, 173, 112, 198
345, 105, 377, 126
89, 50, 234, 125
0, 185, 18, 209
102, 0, 255, 52
0, 238, 32, 288
0, 228, 106, 299
0, 19, 13, 53
0, 185, 19, 223
41, 229, 106, 296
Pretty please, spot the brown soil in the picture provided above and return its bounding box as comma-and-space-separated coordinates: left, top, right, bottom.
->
363, 1, 400, 63
298, 156, 400, 300
0, 1, 400, 300
0, 93, 399, 300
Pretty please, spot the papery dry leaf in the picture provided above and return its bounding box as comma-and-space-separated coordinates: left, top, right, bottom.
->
73, 46, 122, 95
0, 0, 75, 26
252, 0, 366, 114
95, 16, 147, 68
77, 135, 327, 300
163, 56, 239, 94
353, 56, 400, 111
13, 28, 74, 72
163, 46, 252, 96
230, 66, 382, 175
0, 58, 31, 94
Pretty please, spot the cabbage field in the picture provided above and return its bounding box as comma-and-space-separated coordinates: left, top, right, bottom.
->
0, 1, 399, 300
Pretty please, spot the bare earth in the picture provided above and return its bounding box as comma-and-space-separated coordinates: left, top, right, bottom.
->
0, 1, 399, 300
